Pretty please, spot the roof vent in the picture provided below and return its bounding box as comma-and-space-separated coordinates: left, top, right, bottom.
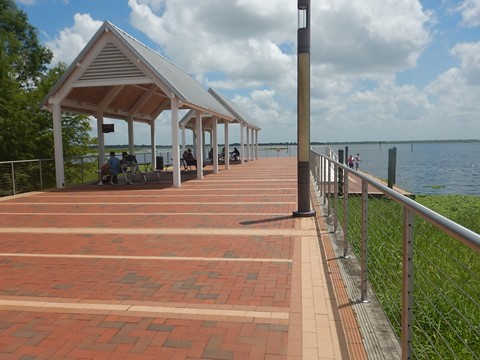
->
79, 42, 146, 81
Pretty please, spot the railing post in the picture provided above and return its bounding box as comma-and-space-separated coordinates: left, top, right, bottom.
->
327, 159, 331, 216
322, 156, 327, 206
39, 160, 43, 190
360, 179, 369, 302
402, 207, 414, 360
11, 162, 16, 196
317, 154, 321, 194
333, 163, 338, 232
338, 149, 344, 196
342, 168, 349, 258
80, 157, 85, 183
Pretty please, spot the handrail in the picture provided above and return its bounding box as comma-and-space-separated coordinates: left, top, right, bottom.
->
0, 159, 52, 165
310, 148, 480, 360
330, 157, 480, 252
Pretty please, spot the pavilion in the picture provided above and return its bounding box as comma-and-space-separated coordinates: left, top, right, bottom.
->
42, 21, 261, 188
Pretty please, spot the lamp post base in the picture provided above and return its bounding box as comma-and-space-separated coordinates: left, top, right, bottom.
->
292, 210, 316, 218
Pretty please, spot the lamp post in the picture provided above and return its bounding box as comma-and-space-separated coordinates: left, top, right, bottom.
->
293, 0, 315, 217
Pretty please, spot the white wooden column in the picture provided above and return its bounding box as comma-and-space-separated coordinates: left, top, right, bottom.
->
96, 113, 105, 167
195, 110, 203, 180
128, 117, 134, 155
246, 127, 251, 162
240, 122, 245, 165
171, 97, 181, 187
224, 122, 230, 170
203, 129, 207, 162
150, 119, 156, 169
212, 117, 218, 174
52, 101, 65, 188
181, 124, 186, 153
255, 130, 259, 160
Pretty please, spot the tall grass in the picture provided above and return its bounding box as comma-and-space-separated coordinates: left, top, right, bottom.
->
342, 194, 480, 359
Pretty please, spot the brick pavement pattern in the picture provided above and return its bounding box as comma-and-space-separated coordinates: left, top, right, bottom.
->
0, 158, 367, 359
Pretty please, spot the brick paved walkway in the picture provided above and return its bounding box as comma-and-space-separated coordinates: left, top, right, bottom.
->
0, 158, 367, 359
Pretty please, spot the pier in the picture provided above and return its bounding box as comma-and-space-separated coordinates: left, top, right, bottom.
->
0, 157, 375, 359
320, 167, 414, 198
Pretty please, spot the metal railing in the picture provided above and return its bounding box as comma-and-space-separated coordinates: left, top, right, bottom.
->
0, 147, 296, 197
0, 159, 55, 197
310, 149, 480, 360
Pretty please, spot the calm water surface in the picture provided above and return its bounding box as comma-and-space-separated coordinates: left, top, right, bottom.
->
154, 142, 480, 195
314, 142, 480, 195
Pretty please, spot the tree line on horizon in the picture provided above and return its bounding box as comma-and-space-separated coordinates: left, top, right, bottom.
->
93, 138, 480, 150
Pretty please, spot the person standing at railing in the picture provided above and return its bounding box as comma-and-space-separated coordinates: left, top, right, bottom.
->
347, 155, 354, 169
355, 153, 362, 170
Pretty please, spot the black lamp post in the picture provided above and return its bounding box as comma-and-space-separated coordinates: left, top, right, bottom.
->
293, 0, 315, 217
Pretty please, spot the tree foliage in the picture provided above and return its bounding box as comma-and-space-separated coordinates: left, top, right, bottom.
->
0, 0, 92, 162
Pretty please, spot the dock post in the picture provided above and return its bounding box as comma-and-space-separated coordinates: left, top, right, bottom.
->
388, 147, 397, 189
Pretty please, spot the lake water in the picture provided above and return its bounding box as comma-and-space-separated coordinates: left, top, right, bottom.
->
313, 142, 480, 196
151, 142, 480, 195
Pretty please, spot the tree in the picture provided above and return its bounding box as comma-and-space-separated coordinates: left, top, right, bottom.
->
0, 0, 52, 160
0, 0, 52, 84
0, 0, 93, 163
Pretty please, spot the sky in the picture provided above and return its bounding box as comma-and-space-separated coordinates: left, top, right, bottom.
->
15, 0, 480, 145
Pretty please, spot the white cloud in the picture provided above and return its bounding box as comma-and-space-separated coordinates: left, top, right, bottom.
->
312, 0, 431, 76
122, 0, 435, 143
40, 0, 480, 143
426, 41, 480, 129
46, 13, 102, 66
457, 0, 480, 27
128, 0, 296, 81
450, 42, 480, 85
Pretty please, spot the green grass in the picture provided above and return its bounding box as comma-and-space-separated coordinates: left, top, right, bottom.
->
340, 194, 480, 359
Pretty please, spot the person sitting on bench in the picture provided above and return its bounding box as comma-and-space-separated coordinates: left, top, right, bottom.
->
108, 151, 121, 184
230, 147, 240, 161
121, 151, 139, 172
182, 148, 197, 170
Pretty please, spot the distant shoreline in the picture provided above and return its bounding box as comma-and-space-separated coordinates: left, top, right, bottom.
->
311, 139, 480, 145
92, 139, 480, 149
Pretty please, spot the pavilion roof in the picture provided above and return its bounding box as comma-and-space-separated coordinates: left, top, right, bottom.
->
208, 88, 260, 130
42, 21, 234, 124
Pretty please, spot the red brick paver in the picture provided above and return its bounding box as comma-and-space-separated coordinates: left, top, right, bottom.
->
0, 158, 367, 359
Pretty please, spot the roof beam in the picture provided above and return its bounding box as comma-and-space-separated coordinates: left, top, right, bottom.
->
98, 85, 124, 112
128, 84, 157, 117
150, 97, 171, 120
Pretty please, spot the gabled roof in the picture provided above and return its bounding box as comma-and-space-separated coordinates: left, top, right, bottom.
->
208, 88, 261, 130
42, 21, 234, 123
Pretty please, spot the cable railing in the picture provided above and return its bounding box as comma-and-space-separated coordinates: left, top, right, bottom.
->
0, 147, 296, 197
310, 148, 480, 360
0, 159, 55, 197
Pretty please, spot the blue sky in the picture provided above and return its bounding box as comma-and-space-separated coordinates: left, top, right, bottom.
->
16, 0, 480, 144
